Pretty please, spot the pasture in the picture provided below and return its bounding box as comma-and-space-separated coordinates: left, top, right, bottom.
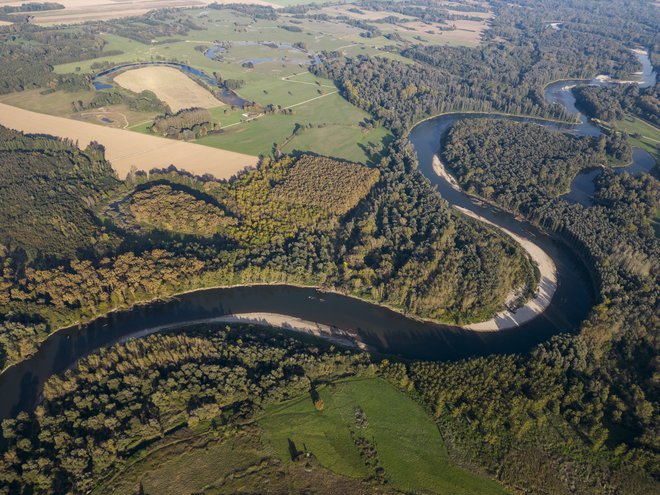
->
615, 115, 660, 160
114, 66, 223, 112
91, 376, 507, 495
260, 377, 509, 494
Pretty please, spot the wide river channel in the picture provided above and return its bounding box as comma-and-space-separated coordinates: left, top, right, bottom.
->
1, 51, 656, 421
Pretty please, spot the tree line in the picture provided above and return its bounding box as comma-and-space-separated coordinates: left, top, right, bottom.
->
573, 83, 660, 126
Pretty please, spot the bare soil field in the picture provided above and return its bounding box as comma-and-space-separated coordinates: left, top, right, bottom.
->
114, 66, 223, 113
0, 0, 275, 25
0, 103, 258, 178
397, 19, 488, 45
319, 5, 416, 22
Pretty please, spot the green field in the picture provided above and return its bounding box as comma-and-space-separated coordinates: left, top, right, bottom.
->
94, 377, 507, 495
614, 115, 660, 162
3, 4, 484, 163
197, 90, 390, 162
259, 377, 509, 495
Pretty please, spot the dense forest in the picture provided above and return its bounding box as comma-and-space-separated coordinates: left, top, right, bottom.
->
0, 127, 533, 370
149, 108, 217, 140
437, 118, 659, 493
442, 119, 630, 211
0, 323, 375, 493
126, 184, 236, 237
0, 127, 120, 259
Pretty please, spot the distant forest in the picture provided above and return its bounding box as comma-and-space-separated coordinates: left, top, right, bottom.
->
313, 0, 658, 134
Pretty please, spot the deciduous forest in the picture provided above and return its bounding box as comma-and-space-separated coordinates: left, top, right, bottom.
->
0, 0, 658, 494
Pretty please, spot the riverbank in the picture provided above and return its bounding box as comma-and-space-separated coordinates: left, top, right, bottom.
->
406, 109, 578, 138
432, 155, 558, 331
103, 313, 366, 361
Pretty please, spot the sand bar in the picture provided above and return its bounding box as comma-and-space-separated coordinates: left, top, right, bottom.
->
0, 102, 258, 178
433, 155, 558, 331
113, 313, 366, 351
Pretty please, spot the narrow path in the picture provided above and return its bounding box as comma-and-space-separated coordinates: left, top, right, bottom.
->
220, 90, 338, 129
283, 90, 338, 109
282, 72, 335, 88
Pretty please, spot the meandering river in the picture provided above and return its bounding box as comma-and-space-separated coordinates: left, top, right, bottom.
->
2, 49, 657, 421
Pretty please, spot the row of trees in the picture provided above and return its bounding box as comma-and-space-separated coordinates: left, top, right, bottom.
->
72, 89, 168, 114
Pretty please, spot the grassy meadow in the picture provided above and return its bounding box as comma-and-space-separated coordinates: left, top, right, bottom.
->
259, 377, 509, 495
614, 115, 660, 161
92, 376, 507, 495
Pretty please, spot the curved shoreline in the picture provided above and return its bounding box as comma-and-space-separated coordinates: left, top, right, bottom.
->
112, 312, 367, 350
432, 155, 558, 331
0, 277, 513, 376
406, 109, 577, 137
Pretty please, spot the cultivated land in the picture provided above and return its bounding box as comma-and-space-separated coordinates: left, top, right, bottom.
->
114, 66, 223, 112
1, 7, 402, 163
0, 0, 278, 25
0, 103, 258, 178
318, 2, 491, 47
0, 3, 485, 162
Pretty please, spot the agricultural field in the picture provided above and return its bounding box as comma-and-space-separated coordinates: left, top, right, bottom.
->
8, 7, 401, 163
0, 103, 258, 178
92, 377, 507, 495
0, 2, 488, 164
114, 66, 223, 112
317, 2, 491, 47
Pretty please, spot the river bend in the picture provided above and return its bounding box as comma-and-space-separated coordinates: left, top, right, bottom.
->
5, 48, 656, 419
